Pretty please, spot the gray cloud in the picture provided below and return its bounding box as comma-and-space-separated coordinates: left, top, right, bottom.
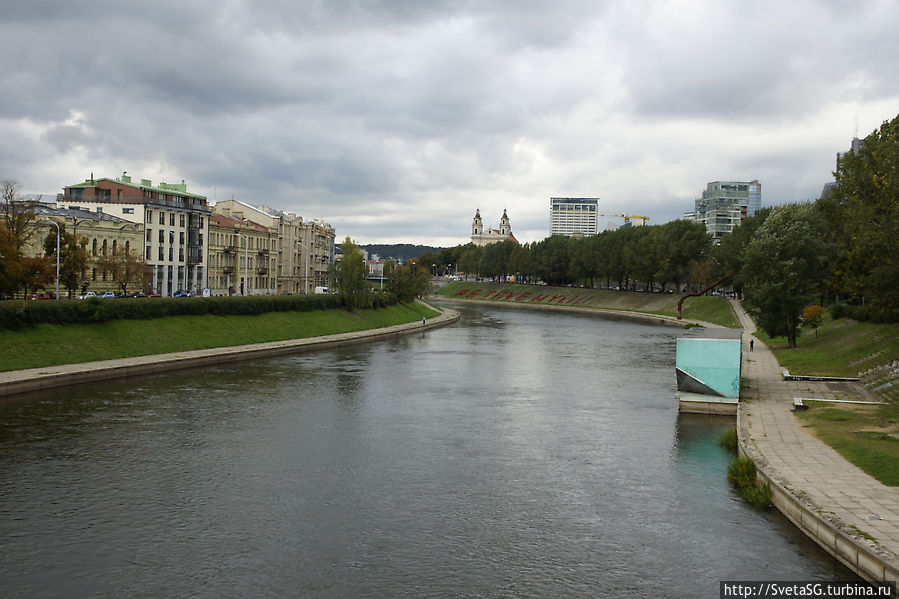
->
1, 0, 897, 244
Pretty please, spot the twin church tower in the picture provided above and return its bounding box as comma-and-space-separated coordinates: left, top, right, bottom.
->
470, 209, 516, 246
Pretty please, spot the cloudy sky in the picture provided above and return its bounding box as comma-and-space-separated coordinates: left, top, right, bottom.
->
2, 0, 897, 245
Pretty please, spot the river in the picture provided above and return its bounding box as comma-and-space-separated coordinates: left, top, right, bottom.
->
0, 302, 852, 597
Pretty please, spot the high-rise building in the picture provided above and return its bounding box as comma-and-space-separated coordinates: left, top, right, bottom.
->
686, 181, 761, 243
549, 197, 598, 237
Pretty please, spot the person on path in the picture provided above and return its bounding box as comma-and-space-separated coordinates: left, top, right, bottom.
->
749, 339, 754, 352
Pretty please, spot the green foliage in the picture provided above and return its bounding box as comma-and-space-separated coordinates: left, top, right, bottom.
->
332, 236, 372, 309
387, 258, 432, 302
0, 293, 342, 330
718, 427, 738, 453
742, 203, 832, 347
726, 456, 771, 509
820, 113, 899, 319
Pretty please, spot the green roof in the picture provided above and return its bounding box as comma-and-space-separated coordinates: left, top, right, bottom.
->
65, 175, 206, 201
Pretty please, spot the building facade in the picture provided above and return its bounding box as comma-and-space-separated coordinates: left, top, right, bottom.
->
62, 174, 210, 296
471, 209, 516, 246
549, 198, 599, 237
686, 180, 761, 243
212, 200, 335, 294
28, 205, 145, 296
207, 213, 278, 296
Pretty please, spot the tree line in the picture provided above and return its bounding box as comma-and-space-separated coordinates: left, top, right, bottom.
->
419, 112, 899, 346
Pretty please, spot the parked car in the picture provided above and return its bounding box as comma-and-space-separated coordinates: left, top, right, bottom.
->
100, 291, 116, 299
29, 292, 56, 300
132, 292, 147, 298
173, 290, 191, 298
78, 291, 97, 300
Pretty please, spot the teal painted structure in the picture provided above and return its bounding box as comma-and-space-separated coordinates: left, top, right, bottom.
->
676, 337, 742, 399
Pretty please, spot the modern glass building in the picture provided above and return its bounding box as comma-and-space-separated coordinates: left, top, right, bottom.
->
549, 197, 599, 237
687, 181, 761, 243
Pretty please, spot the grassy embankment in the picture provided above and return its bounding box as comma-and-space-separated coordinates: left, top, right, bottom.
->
436, 281, 739, 328
0, 302, 438, 372
757, 317, 899, 486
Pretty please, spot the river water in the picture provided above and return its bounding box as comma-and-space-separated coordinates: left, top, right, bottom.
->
0, 302, 852, 597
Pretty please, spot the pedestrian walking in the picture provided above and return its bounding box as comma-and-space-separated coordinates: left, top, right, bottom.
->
749, 339, 754, 352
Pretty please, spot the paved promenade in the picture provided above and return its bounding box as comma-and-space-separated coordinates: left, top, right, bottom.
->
732, 300, 899, 582
0, 303, 459, 399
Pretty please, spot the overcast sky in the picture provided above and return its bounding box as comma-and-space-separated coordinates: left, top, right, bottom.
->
2, 0, 897, 245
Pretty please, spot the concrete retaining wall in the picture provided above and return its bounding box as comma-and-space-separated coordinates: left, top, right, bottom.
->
737, 409, 899, 583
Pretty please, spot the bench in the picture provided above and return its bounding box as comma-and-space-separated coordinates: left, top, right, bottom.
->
792, 398, 808, 411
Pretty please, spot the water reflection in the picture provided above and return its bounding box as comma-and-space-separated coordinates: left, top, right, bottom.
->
0, 302, 851, 597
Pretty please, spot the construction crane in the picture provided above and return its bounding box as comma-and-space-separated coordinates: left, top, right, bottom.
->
598, 212, 651, 226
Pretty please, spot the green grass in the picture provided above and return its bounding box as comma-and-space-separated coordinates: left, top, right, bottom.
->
796, 403, 899, 486
754, 312, 899, 486
756, 316, 899, 380
718, 427, 739, 452
437, 281, 739, 328
0, 303, 438, 372
726, 455, 772, 509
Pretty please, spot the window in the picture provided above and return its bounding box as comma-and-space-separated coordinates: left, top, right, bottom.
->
159, 230, 164, 243
168, 247, 173, 261
123, 207, 134, 214
92, 239, 98, 256
146, 229, 152, 242
179, 248, 184, 261
169, 213, 175, 226
158, 247, 164, 261
96, 207, 103, 214
169, 232, 174, 245
112, 240, 118, 255
179, 231, 185, 245
180, 214, 185, 227
102, 239, 108, 256
146, 246, 151, 260
159, 212, 164, 225
146, 210, 152, 222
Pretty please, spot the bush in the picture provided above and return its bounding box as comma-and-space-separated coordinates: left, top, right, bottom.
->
727, 456, 771, 509
0, 294, 344, 330
718, 427, 738, 453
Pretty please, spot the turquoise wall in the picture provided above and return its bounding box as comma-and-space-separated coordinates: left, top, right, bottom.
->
676, 338, 742, 398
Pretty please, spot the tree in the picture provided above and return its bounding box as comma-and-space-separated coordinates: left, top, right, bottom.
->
0, 226, 24, 298
387, 258, 432, 302
1, 180, 37, 251
332, 237, 371, 309
96, 248, 151, 295
708, 207, 772, 297
802, 305, 825, 338
819, 112, 899, 318
742, 203, 831, 348
44, 231, 91, 298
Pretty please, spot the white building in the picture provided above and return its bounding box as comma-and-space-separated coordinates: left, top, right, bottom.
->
550, 197, 599, 237
471, 209, 516, 246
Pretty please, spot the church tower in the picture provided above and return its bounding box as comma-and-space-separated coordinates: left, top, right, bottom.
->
499, 209, 511, 236
472, 209, 483, 236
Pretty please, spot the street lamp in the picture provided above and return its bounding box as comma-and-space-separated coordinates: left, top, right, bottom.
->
40, 218, 60, 300
297, 240, 309, 294
236, 232, 249, 296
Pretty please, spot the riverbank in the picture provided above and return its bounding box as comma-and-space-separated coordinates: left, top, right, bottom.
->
0, 302, 459, 399
732, 300, 899, 583
436, 281, 739, 328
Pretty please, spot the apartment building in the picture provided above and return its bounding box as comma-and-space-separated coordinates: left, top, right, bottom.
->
208, 212, 278, 296
62, 174, 210, 296
685, 180, 762, 242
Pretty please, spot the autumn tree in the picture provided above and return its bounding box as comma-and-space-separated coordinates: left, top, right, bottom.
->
44, 231, 91, 298
802, 305, 825, 338
96, 248, 151, 295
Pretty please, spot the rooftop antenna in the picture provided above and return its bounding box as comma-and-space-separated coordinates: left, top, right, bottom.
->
854, 113, 859, 139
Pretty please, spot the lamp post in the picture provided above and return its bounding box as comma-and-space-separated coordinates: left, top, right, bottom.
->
40, 218, 60, 300
297, 241, 309, 294
236, 232, 248, 296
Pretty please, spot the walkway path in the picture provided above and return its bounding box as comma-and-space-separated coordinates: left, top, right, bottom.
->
0, 302, 459, 399
732, 299, 899, 582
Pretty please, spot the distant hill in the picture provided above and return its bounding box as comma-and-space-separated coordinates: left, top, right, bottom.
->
359, 244, 445, 261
